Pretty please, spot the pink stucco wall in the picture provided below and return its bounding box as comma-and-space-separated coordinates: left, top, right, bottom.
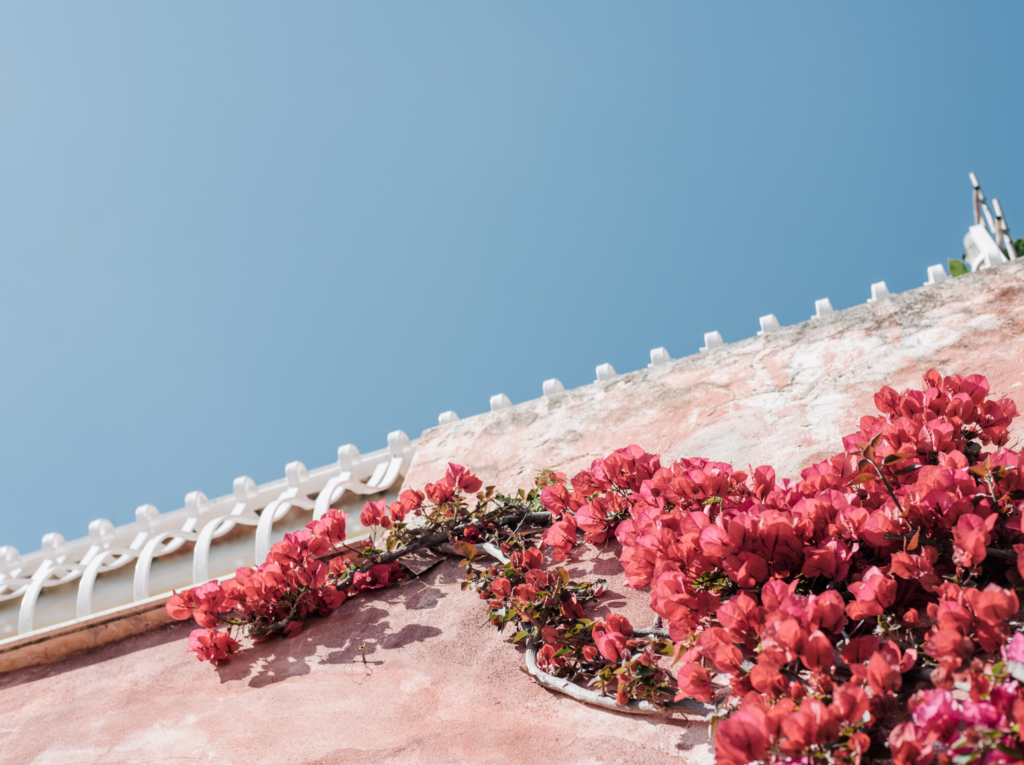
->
407, 262, 1024, 491
1, 263, 1022, 765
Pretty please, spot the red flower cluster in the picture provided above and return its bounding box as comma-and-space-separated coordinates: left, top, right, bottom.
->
166, 465, 484, 665
425, 463, 483, 505
539, 370, 1024, 764
167, 509, 356, 658
360, 489, 425, 529
168, 371, 1024, 765
187, 628, 239, 666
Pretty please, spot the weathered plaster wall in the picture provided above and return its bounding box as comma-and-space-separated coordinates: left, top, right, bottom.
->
0, 552, 707, 765
408, 263, 1024, 490
0, 263, 1022, 765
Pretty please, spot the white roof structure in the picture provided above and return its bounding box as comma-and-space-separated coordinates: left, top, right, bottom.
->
0, 432, 416, 641
1, 172, 1017, 657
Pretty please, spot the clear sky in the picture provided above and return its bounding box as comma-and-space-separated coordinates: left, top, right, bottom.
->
1, 4, 1022, 553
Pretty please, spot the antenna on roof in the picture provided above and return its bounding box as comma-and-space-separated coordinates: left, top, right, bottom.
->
964, 173, 1017, 269
970, 172, 982, 225
992, 198, 1014, 255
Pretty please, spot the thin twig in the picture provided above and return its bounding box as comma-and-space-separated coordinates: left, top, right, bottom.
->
882, 533, 1017, 560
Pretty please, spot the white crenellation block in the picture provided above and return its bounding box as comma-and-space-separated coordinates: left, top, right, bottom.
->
757, 314, 781, 336
924, 264, 948, 286
867, 282, 890, 304
285, 461, 309, 488
41, 532, 66, 559
185, 490, 210, 520
134, 504, 160, 532
648, 347, 671, 367
87, 519, 116, 546
233, 475, 258, 504
438, 411, 459, 426
811, 298, 834, 320
490, 393, 512, 411
543, 378, 565, 396
336, 444, 361, 472
595, 363, 617, 382
0, 546, 21, 576
699, 331, 724, 353
387, 430, 411, 456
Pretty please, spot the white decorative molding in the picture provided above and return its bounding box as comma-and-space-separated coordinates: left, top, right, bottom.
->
542, 378, 565, 396
190, 476, 261, 586
0, 433, 417, 639
867, 282, 890, 304
310, 434, 411, 522
490, 393, 512, 411
648, 348, 671, 367
438, 411, 459, 426
757, 315, 780, 336
699, 331, 724, 353
253, 463, 316, 564
594, 363, 617, 383
811, 299, 834, 320
924, 264, 948, 286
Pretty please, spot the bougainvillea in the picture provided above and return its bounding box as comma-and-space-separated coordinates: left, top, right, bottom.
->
167, 370, 1024, 765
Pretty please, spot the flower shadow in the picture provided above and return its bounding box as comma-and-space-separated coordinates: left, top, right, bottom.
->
214, 561, 454, 689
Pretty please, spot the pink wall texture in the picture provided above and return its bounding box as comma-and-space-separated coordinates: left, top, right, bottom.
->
1, 262, 1022, 765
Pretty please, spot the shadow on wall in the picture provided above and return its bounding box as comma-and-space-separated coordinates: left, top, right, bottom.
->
215, 559, 455, 689
0, 618, 192, 694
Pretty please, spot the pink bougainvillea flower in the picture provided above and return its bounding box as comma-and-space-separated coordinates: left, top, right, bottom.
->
575, 503, 613, 544
716, 592, 764, 643
592, 621, 632, 662
165, 589, 196, 620
1003, 632, 1024, 664
388, 489, 424, 522
424, 480, 455, 505
675, 662, 713, 703
910, 688, 960, 740
715, 707, 769, 765
350, 562, 402, 593
846, 566, 896, 620
445, 463, 483, 494
359, 499, 391, 529
780, 698, 838, 754
541, 514, 578, 561
308, 509, 347, 547
800, 630, 834, 672
512, 583, 538, 604
187, 628, 239, 666
867, 650, 902, 696
951, 513, 996, 569
888, 722, 935, 765
830, 683, 870, 725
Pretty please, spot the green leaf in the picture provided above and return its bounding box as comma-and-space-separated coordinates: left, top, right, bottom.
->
512, 630, 529, 643
995, 745, 1024, 758
949, 258, 970, 277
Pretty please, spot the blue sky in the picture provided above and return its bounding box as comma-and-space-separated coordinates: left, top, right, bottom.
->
1, 4, 1022, 553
